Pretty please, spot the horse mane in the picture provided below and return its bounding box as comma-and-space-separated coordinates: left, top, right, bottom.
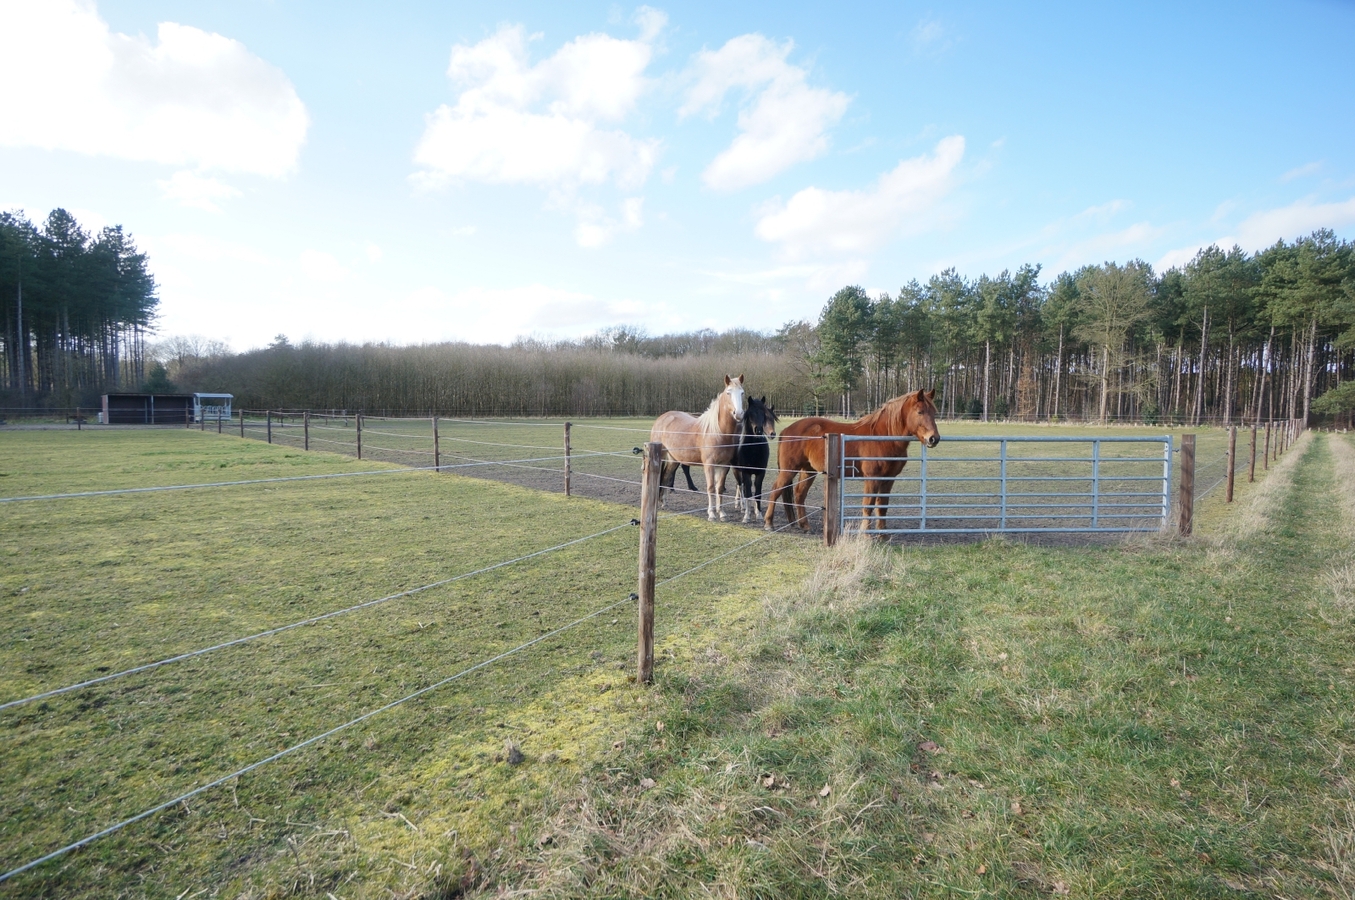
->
695, 396, 724, 435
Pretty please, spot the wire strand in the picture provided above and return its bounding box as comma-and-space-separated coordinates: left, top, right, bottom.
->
0, 592, 639, 884
0, 521, 636, 712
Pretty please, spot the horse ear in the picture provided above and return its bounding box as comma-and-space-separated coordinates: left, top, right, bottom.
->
760, 395, 766, 403
926, 388, 936, 401
724, 374, 732, 386
915, 388, 926, 402
738, 373, 745, 383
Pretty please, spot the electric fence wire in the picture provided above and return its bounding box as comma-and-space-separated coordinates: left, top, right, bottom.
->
0, 451, 617, 504
0, 521, 638, 713
0, 509, 805, 884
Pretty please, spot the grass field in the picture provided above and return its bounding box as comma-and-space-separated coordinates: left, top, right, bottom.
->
1, 421, 1341, 898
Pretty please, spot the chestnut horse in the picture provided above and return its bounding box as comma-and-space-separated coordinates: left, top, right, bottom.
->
763, 389, 940, 533
650, 375, 747, 520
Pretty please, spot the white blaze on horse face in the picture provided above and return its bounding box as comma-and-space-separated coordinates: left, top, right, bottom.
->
727, 378, 747, 421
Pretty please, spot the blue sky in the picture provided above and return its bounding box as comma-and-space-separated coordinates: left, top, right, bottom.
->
2, 1, 1353, 349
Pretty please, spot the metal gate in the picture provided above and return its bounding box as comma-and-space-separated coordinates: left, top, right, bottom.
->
840, 435, 1173, 535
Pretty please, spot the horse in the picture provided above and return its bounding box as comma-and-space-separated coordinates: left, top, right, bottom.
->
763, 388, 940, 533
677, 396, 778, 523
650, 375, 747, 520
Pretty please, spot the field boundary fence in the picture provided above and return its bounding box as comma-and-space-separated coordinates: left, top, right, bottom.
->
0, 434, 798, 884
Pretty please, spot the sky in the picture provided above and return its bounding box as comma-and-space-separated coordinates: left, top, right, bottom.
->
2, 1, 1354, 351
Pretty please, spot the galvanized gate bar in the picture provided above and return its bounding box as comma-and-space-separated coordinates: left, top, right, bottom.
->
839, 434, 1174, 535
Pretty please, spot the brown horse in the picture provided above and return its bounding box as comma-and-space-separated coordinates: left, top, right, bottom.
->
650, 375, 747, 520
763, 389, 940, 533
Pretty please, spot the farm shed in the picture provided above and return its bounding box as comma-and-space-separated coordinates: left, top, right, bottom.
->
193, 393, 233, 423
101, 393, 194, 425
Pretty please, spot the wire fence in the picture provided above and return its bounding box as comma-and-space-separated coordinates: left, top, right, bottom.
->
0, 414, 1304, 884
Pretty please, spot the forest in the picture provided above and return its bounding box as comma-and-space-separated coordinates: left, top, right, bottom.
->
0, 209, 158, 406
4, 207, 1353, 425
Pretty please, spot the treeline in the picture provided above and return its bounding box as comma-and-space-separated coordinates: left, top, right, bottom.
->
0, 209, 159, 405
808, 230, 1355, 424
177, 336, 807, 416
171, 229, 1355, 422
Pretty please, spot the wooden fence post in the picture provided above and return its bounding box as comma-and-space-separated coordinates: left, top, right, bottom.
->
564, 422, 572, 497
433, 416, 440, 471
199, 409, 205, 431
637, 441, 661, 685
1178, 434, 1195, 536
267, 411, 272, 444
824, 432, 843, 547
239, 409, 245, 438
217, 412, 223, 434
1264, 423, 1271, 470
185, 407, 191, 429
304, 411, 310, 450
356, 414, 363, 460
1226, 426, 1236, 502
1249, 424, 1257, 483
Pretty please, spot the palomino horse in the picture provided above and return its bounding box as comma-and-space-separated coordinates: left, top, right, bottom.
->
650, 375, 747, 520
763, 389, 940, 533
678, 396, 778, 523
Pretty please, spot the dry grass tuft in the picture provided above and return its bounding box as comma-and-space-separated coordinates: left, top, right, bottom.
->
767, 534, 897, 619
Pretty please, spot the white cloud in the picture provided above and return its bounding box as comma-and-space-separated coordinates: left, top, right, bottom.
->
149, 233, 271, 264
1154, 194, 1355, 270
573, 197, 644, 248
0, 0, 308, 177
364, 242, 383, 263
1047, 221, 1164, 273
157, 170, 241, 211
1280, 161, 1323, 183
299, 249, 350, 283
1230, 195, 1355, 250
394, 284, 643, 344
450, 226, 478, 237
754, 135, 965, 259
412, 21, 661, 190
681, 34, 850, 192
910, 18, 953, 54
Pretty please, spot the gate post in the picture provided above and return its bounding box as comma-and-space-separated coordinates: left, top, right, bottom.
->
1249, 424, 1257, 483
1178, 434, 1195, 536
824, 433, 843, 547
564, 421, 572, 497
433, 416, 440, 471
637, 441, 662, 685
1226, 426, 1236, 503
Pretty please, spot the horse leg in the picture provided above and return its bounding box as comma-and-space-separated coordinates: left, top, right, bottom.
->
752, 469, 765, 518
763, 467, 794, 530
682, 464, 698, 493
660, 461, 680, 506
715, 465, 732, 520
702, 463, 720, 520
792, 470, 818, 531
742, 471, 755, 523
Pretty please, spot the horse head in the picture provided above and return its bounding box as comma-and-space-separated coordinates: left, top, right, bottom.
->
746, 395, 778, 439
895, 388, 940, 448
724, 374, 747, 422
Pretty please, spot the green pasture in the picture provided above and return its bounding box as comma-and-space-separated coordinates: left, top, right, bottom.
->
0, 422, 1335, 898
0, 428, 815, 897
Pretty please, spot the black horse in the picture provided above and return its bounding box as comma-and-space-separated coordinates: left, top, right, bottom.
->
677, 396, 778, 523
